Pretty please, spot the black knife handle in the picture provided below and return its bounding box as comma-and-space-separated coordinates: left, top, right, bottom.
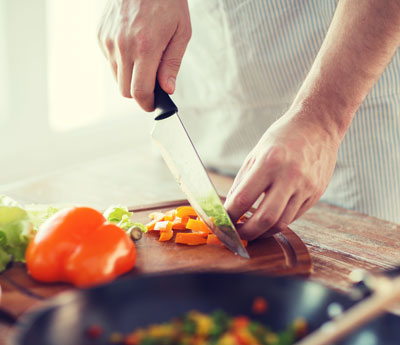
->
154, 80, 178, 120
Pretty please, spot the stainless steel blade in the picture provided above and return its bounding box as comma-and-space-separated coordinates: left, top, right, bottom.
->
151, 113, 249, 259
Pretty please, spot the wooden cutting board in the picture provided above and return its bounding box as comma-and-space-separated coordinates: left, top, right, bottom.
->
0, 199, 312, 331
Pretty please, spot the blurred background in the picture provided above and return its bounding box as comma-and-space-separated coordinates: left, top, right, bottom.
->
0, 0, 153, 186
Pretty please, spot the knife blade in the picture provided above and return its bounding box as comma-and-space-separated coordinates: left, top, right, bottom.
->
151, 82, 249, 259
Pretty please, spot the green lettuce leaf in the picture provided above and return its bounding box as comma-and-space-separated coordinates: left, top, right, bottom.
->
0, 195, 35, 271
25, 204, 60, 231
103, 205, 147, 233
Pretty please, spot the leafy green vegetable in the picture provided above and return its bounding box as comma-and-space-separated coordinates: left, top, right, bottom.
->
103, 205, 147, 233
199, 193, 233, 229
25, 204, 60, 231
0, 196, 146, 273
0, 195, 35, 271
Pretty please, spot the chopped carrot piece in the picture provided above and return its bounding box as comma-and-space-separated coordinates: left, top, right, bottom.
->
175, 233, 207, 245
146, 212, 165, 231
207, 234, 224, 246
171, 217, 186, 230
207, 234, 248, 248
146, 219, 157, 231
176, 206, 198, 218
186, 219, 212, 234
181, 216, 190, 226
154, 221, 173, 232
159, 230, 173, 242
252, 297, 268, 314
163, 209, 177, 221
149, 211, 165, 221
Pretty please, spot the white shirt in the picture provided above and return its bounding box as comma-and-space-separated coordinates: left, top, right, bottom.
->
175, 0, 400, 223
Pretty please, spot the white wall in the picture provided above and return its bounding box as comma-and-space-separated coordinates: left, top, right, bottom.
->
0, 0, 153, 186
0, 0, 7, 125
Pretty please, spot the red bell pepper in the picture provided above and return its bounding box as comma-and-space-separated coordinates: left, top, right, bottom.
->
26, 206, 136, 287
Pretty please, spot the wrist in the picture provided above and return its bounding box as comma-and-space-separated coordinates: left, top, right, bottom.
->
288, 80, 359, 143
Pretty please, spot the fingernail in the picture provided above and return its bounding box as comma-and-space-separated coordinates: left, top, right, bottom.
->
167, 77, 175, 93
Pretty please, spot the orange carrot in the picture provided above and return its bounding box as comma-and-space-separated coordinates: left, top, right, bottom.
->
171, 217, 186, 230
149, 212, 165, 221
207, 234, 224, 246
146, 212, 165, 231
176, 206, 198, 218
207, 234, 248, 248
181, 216, 190, 226
145, 220, 157, 231
163, 209, 177, 221
186, 219, 212, 234
154, 221, 173, 232
159, 230, 173, 242
175, 233, 207, 245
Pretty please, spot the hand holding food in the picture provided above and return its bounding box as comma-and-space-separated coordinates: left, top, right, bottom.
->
97, 0, 191, 111
225, 113, 340, 241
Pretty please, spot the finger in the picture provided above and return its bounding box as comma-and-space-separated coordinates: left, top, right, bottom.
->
224, 165, 271, 223
110, 61, 118, 81
225, 156, 255, 201
237, 183, 293, 241
131, 55, 161, 111
293, 197, 314, 221
117, 58, 133, 98
258, 226, 282, 239
277, 193, 307, 226
157, 26, 191, 94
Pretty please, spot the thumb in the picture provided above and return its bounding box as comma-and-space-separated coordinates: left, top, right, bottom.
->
158, 31, 191, 94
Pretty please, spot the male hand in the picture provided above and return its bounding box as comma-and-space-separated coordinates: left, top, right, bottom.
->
224, 111, 340, 241
98, 0, 191, 111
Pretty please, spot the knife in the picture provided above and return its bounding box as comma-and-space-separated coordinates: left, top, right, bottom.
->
151, 82, 249, 259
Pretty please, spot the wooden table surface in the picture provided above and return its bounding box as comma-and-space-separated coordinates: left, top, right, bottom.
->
1, 141, 400, 343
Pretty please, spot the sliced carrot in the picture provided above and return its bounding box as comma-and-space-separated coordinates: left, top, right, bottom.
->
146, 211, 165, 231
207, 234, 248, 248
146, 219, 158, 231
154, 221, 173, 232
149, 211, 165, 221
171, 217, 186, 230
175, 233, 207, 245
163, 209, 177, 221
181, 216, 190, 226
159, 230, 173, 242
207, 234, 224, 246
176, 206, 198, 218
186, 219, 212, 234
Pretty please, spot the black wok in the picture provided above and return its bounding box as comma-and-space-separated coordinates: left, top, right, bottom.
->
11, 273, 400, 345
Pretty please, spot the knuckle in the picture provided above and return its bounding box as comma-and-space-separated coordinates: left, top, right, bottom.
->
132, 88, 150, 102
162, 58, 182, 72
287, 162, 304, 180
232, 191, 251, 211
104, 37, 114, 52
120, 88, 132, 99
181, 25, 192, 41
134, 32, 153, 55
117, 33, 129, 54
256, 211, 278, 228
263, 146, 286, 167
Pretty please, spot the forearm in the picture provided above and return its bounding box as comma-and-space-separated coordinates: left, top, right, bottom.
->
290, 0, 400, 141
